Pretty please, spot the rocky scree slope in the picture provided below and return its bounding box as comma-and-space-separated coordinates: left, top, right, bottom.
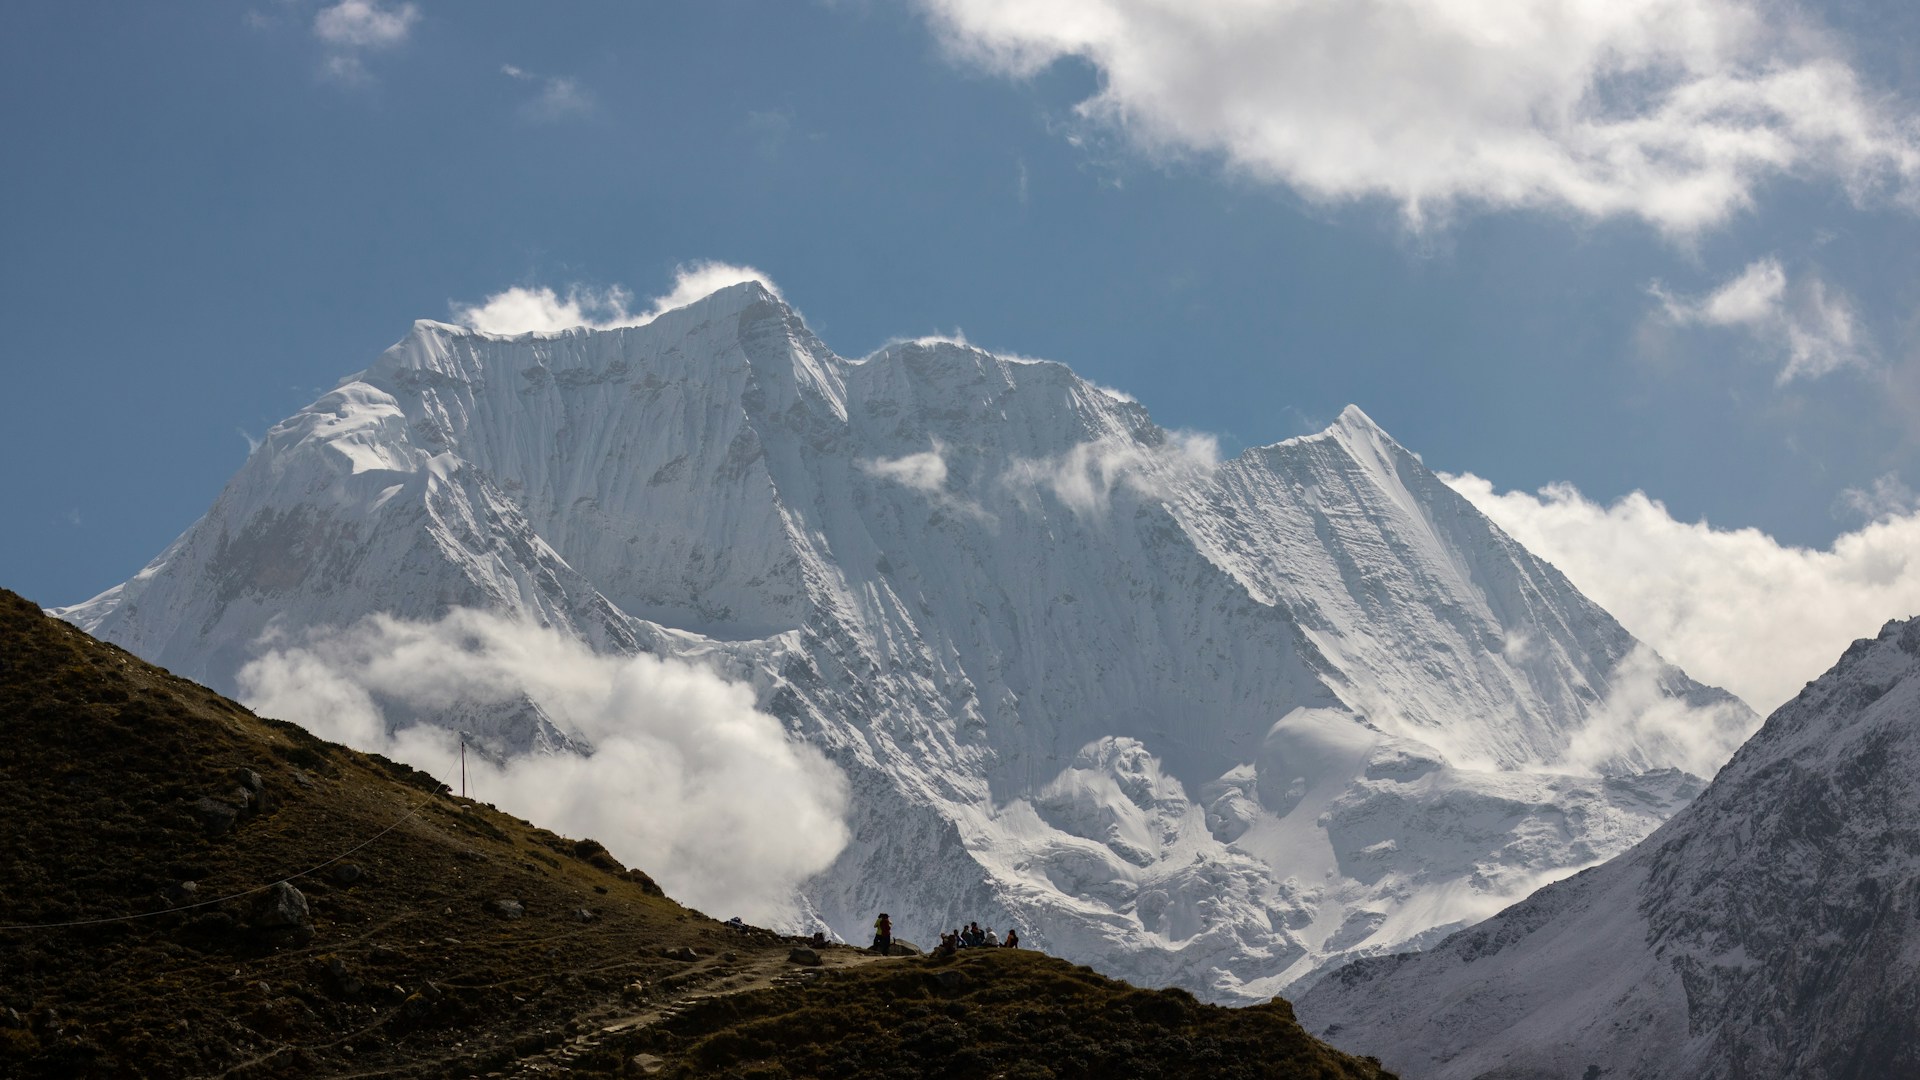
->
0, 589, 1395, 1080
1296, 616, 1920, 1080
58, 283, 1751, 1000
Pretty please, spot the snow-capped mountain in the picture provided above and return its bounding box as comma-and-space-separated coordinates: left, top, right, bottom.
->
1296, 617, 1920, 1078
58, 282, 1752, 1000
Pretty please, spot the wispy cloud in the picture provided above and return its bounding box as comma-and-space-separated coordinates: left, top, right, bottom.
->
312, 0, 418, 84
861, 440, 996, 522
1651, 256, 1868, 383
502, 63, 595, 122
1560, 644, 1757, 777
1004, 430, 1219, 518
236, 609, 850, 925
450, 262, 784, 335
1446, 472, 1920, 714
916, 0, 1920, 234
863, 442, 951, 495
1837, 473, 1920, 522
640, 261, 786, 320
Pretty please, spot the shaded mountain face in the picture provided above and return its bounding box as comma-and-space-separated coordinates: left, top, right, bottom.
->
1297, 617, 1920, 1080
57, 282, 1751, 1000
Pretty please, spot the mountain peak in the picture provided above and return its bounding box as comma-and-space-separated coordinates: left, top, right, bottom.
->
1335, 402, 1378, 428
62, 291, 1746, 1006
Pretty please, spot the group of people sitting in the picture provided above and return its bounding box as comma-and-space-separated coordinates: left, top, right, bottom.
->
868, 913, 1026, 957
934, 921, 1017, 955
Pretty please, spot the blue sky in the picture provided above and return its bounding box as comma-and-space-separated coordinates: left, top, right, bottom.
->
6, 1, 1920, 705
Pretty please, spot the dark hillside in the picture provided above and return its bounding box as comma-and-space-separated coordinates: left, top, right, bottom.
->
0, 590, 1393, 1079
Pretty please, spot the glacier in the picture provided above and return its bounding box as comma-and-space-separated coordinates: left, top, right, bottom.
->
58, 282, 1753, 1000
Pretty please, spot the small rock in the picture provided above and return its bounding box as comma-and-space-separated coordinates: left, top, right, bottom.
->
291, 770, 314, 789
323, 957, 364, 997
570, 907, 596, 923
191, 797, 239, 837
721, 951, 738, 963
163, 880, 199, 907
254, 882, 313, 943
329, 863, 363, 885
663, 946, 699, 962
234, 767, 264, 792
631, 1053, 666, 1075
489, 898, 525, 920
787, 947, 822, 966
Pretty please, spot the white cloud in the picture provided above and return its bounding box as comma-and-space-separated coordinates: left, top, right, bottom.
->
1838, 473, 1920, 522
917, 0, 1920, 233
1652, 256, 1868, 382
451, 285, 637, 335
1446, 472, 1920, 714
450, 262, 784, 335
235, 609, 850, 925
320, 53, 371, 85
639, 261, 786, 322
313, 0, 417, 84
314, 0, 418, 48
502, 64, 595, 122
863, 441, 951, 494
862, 440, 998, 523
1661, 256, 1786, 326
1006, 429, 1219, 518
1560, 644, 1757, 777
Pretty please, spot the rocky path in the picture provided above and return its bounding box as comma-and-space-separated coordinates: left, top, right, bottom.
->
491, 944, 899, 1077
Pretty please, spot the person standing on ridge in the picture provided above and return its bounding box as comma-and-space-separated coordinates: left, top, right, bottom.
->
872, 912, 892, 954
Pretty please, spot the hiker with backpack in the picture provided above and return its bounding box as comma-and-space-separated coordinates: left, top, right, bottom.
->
872, 912, 892, 954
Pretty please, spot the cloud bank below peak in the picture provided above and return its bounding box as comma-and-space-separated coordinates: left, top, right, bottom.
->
236, 608, 849, 925
917, 0, 1920, 233
1447, 472, 1920, 714
450, 262, 784, 335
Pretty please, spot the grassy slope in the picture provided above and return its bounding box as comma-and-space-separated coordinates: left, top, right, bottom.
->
0, 589, 1394, 1079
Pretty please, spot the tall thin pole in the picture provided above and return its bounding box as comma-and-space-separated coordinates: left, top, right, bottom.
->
460, 735, 468, 799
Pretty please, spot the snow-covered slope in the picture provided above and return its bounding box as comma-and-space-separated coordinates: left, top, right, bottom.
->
59, 283, 1751, 1000
1297, 617, 1920, 1078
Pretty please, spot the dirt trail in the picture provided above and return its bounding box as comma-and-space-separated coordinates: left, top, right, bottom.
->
493, 945, 900, 1077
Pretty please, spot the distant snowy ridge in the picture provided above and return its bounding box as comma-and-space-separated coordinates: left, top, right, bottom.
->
1297, 617, 1920, 1078
59, 282, 1753, 1000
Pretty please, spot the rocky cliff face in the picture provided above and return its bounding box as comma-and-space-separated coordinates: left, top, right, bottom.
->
1298, 617, 1920, 1078
58, 282, 1751, 1000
